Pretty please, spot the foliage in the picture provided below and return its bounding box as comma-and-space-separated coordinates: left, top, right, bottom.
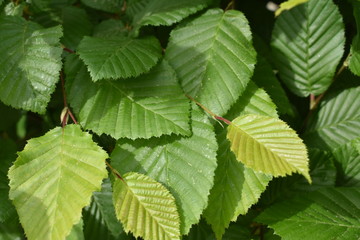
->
0, 0, 359, 239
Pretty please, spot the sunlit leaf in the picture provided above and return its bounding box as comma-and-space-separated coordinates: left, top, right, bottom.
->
275, 0, 308, 16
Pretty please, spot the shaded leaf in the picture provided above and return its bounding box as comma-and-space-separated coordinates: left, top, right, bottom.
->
183, 219, 216, 240
93, 19, 127, 38
66, 218, 84, 240
111, 104, 218, 234
8, 124, 108, 240
166, 9, 256, 116
349, 1, 360, 76
256, 187, 360, 240
80, 0, 123, 13
77, 36, 162, 81
0, 16, 63, 113
65, 55, 191, 139
227, 114, 311, 182
113, 172, 180, 240
271, 0, 345, 96
0, 217, 24, 240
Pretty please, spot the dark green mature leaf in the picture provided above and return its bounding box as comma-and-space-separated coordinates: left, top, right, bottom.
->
8, 124, 108, 240
227, 114, 311, 182
257, 188, 360, 240
93, 19, 127, 38
304, 85, 360, 150
0, 217, 23, 240
127, 0, 209, 33
166, 9, 256, 116
77, 36, 162, 81
0, 16, 63, 113
349, 1, 360, 76
66, 219, 84, 240
354, 138, 360, 154
183, 219, 216, 240
65, 55, 191, 139
0, 138, 17, 222
113, 172, 181, 240
332, 142, 360, 187
111, 104, 218, 234
271, 0, 345, 97
81, 0, 123, 13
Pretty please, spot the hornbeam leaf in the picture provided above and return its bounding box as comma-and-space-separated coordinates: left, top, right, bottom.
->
65, 55, 191, 139
227, 114, 311, 182
80, 0, 123, 13
165, 9, 256, 116
275, 0, 308, 17
271, 0, 345, 97
113, 172, 180, 240
0, 16, 63, 113
349, 1, 360, 76
111, 104, 218, 234
77, 36, 162, 81
8, 124, 108, 240
256, 187, 360, 240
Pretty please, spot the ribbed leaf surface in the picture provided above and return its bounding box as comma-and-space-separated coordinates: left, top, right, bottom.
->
256, 188, 360, 240
80, 0, 123, 13
77, 36, 162, 81
65, 55, 191, 139
8, 125, 108, 240
113, 172, 180, 240
304, 86, 360, 150
275, 0, 308, 16
165, 9, 256, 116
111, 104, 218, 234
227, 114, 311, 182
0, 16, 62, 113
128, 0, 209, 30
349, 1, 360, 76
271, 0, 345, 96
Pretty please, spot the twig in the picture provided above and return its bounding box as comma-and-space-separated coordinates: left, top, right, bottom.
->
62, 45, 75, 54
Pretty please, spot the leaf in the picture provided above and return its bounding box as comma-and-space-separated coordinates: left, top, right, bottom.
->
275, 0, 308, 17
80, 0, 123, 13
304, 85, 360, 150
3, 2, 25, 16
256, 187, 360, 240
0, 217, 24, 240
183, 219, 216, 240
127, 0, 209, 33
353, 138, 360, 154
93, 19, 127, 38
332, 142, 360, 187
66, 218, 84, 240
77, 36, 162, 81
227, 114, 311, 182
8, 124, 108, 240
65, 55, 191, 139
0, 138, 17, 222
113, 172, 180, 240
165, 9, 257, 116
349, 1, 360, 76
271, 0, 345, 97
0, 16, 63, 113
111, 104, 218, 234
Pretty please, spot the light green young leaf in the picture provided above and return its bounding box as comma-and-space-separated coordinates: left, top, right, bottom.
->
349, 1, 360, 76
274, 0, 308, 16
127, 0, 209, 33
81, 0, 123, 13
227, 114, 311, 182
256, 187, 360, 240
111, 104, 218, 234
113, 172, 180, 240
65, 55, 191, 139
77, 36, 162, 81
271, 0, 345, 97
166, 9, 256, 116
304, 85, 360, 150
8, 124, 108, 240
0, 16, 63, 113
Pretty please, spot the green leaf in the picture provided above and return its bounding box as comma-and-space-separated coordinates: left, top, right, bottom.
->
251, 55, 294, 116
304, 85, 360, 150
165, 9, 256, 116
332, 142, 360, 187
227, 114, 311, 182
93, 19, 127, 38
0, 217, 24, 240
275, 0, 308, 16
0, 16, 63, 113
111, 104, 218, 234
2, 2, 25, 16
349, 1, 360, 76
204, 127, 272, 240
256, 187, 360, 240
271, 0, 345, 97
0, 138, 17, 222
65, 55, 191, 139
77, 36, 162, 81
66, 218, 84, 240
128, 0, 209, 32
80, 0, 123, 13
8, 124, 108, 240
113, 172, 180, 240
353, 138, 360, 154
183, 219, 216, 240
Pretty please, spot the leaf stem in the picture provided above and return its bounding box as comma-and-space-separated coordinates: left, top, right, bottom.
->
105, 160, 124, 181
61, 45, 75, 54
60, 71, 78, 126
186, 95, 231, 125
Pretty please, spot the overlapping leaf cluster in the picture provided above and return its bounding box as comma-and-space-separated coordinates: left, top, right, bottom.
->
0, 0, 360, 239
